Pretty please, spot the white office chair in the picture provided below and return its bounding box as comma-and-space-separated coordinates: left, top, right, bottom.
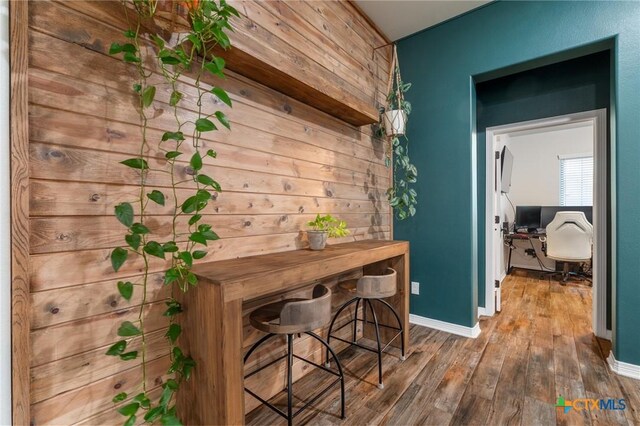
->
545, 211, 593, 283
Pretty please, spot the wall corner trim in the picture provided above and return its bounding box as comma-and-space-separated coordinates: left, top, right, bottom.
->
409, 314, 481, 339
477, 307, 488, 318
607, 352, 640, 380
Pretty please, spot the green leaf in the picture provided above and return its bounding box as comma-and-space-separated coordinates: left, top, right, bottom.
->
117, 321, 141, 337
112, 392, 128, 403
201, 229, 220, 241
144, 406, 164, 422
117, 281, 134, 301
196, 189, 211, 202
165, 378, 179, 390
165, 151, 183, 160
211, 87, 232, 107
161, 55, 181, 65
123, 52, 140, 63
206, 149, 217, 158
143, 241, 165, 259
163, 241, 179, 253
192, 250, 207, 260
123, 415, 136, 426
183, 357, 196, 380
120, 158, 149, 170
111, 247, 128, 272
121, 43, 136, 53
188, 214, 202, 226
162, 131, 185, 142
132, 393, 151, 409
130, 223, 150, 235
118, 402, 140, 417
195, 118, 216, 132
119, 351, 138, 361
159, 385, 174, 409
166, 323, 181, 344
164, 267, 180, 285
196, 174, 221, 191
179, 251, 193, 267
124, 29, 136, 38
186, 272, 198, 286
190, 152, 203, 171
181, 196, 199, 214
142, 86, 156, 108
189, 232, 207, 246
161, 413, 182, 426
169, 91, 183, 107
109, 42, 123, 55
151, 34, 165, 48
147, 190, 165, 206
125, 233, 141, 250
163, 301, 183, 317
204, 59, 224, 77
106, 340, 127, 356
115, 203, 134, 227
133, 83, 142, 93
214, 111, 230, 129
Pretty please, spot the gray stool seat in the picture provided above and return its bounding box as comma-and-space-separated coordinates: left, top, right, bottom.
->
338, 268, 398, 299
244, 285, 345, 425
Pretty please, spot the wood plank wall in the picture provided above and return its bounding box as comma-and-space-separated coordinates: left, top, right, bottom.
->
25, 1, 391, 424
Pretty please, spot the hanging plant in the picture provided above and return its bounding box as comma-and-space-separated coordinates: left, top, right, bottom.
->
105, 0, 238, 424
379, 45, 418, 220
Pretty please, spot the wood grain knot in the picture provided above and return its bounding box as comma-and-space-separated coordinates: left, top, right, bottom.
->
50, 307, 60, 315
283, 183, 292, 192
283, 104, 292, 114
243, 220, 252, 227
89, 193, 101, 202
114, 382, 123, 390
110, 300, 118, 308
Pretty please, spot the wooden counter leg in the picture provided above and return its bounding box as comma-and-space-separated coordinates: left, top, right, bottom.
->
177, 282, 245, 425
363, 252, 410, 352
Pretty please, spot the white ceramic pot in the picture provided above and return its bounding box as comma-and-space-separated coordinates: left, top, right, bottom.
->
383, 109, 407, 137
307, 230, 328, 250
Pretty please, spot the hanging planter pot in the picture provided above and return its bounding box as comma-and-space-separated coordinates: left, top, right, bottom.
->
382, 109, 407, 136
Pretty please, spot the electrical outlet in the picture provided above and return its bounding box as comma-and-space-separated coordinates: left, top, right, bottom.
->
411, 281, 420, 295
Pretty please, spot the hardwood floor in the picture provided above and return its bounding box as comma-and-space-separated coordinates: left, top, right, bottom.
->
246, 273, 640, 425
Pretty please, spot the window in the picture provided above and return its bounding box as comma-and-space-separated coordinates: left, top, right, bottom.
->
560, 155, 593, 206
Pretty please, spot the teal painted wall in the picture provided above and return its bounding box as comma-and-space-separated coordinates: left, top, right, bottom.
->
475, 51, 611, 308
396, 1, 640, 364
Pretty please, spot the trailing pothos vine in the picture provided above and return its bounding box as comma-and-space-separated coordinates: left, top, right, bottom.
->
105, 0, 238, 424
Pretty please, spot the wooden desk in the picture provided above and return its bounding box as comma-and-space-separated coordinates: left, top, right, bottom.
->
504, 232, 546, 274
176, 240, 410, 425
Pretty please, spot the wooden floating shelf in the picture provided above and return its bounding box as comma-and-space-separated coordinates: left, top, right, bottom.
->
221, 46, 380, 126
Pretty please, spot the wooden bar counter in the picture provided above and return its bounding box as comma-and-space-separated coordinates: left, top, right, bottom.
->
176, 240, 410, 425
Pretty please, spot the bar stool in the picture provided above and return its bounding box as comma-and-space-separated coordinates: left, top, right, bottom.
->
325, 268, 405, 389
244, 285, 345, 426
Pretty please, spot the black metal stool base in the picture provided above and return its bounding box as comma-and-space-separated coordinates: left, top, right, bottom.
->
244, 332, 345, 425
326, 297, 405, 389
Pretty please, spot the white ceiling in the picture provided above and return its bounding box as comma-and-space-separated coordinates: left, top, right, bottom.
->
354, 0, 491, 41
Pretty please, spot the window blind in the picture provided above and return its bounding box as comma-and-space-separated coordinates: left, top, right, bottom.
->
560, 156, 593, 206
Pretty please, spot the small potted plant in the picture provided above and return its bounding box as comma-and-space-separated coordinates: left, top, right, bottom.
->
306, 214, 350, 250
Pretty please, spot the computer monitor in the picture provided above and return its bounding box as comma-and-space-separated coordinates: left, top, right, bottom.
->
540, 206, 593, 228
515, 206, 541, 231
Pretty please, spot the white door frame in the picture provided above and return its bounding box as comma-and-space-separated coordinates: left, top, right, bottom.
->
483, 110, 609, 339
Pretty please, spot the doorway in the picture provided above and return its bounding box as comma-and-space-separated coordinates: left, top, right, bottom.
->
484, 110, 609, 339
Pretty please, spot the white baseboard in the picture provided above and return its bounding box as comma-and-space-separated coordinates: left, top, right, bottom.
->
477, 307, 488, 318
607, 352, 640, 380
409, 314, 481, 339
